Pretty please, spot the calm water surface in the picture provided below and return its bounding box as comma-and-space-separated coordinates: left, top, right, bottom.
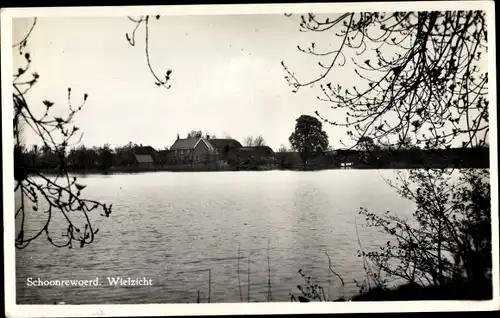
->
16, 170, 416, 304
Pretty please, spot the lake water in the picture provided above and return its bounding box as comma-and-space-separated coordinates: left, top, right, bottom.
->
15, 170, 417, 304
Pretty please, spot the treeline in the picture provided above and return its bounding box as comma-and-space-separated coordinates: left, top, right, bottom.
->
334, 146, 491, 169
16, 141, 491, 173
17, 142, 161, 172
275, 145, 490, 170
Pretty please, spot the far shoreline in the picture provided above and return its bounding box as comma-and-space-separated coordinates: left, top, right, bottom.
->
31, 163, 490, 177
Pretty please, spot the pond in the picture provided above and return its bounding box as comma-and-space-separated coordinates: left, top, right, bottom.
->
15, 169, 416, 304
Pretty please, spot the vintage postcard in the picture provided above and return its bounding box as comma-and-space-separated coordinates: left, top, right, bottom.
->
2, 1, 498, 317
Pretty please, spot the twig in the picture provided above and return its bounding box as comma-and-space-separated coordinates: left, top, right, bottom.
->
325, 251, 345, 286
267, 238, 272, 302
354, 216, 372, 290
247, 255, 251, 302
125, 15, 172, 89
208, 269, 211, 303
13, 23, 110, 249
177, 269, 211, 303
13, 18, 37, 48
237, 243, 243, 302
325, 251, 345, 300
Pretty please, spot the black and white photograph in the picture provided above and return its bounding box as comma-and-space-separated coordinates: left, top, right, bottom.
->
2, 1, 498, 317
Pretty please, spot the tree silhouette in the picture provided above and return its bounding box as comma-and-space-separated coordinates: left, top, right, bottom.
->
187, 130, 204, 138
396, 135, 416, 150
96, 144, 114, 170
253, 135, 266, 147
289, 115, 329, 167
13, 18, 111, 249
356, 136, 380, 165
243, 136, 254, 147
14, 15, 175, 249
357, 168, 491, 292
282, 11, 489, 150
284, 10, 492, 299
356, 136, 377, 152
114, 143, 136, 167
277, 144, 289, 153
244, 135, 267, 147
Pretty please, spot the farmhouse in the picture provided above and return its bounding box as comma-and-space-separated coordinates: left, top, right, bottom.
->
169, 136, 215, 164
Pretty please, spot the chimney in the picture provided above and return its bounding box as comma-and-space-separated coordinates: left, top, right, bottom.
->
206, 134, 210, 140
177, 133, 180, 140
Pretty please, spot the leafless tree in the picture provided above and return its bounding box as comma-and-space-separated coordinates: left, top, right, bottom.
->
254, 135, 266, 146
244, 135, 267, 147
277, 144, 289, 152
284, 10, 492, 298
282, 11, 489, 150
358, 168, 491, 290
187, 130, 203, 138
13, 18, 111, 249
243, 136, 254, 147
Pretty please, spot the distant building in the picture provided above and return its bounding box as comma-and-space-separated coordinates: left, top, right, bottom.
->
134, 154, 155, 169
169, 136, 215, 165
132, 145, 157, 169
308, 150, 337, 166
133, 145, 157, 156
206, 138, 243, 164
156, 149, 171, 166
236, 146, 277, 166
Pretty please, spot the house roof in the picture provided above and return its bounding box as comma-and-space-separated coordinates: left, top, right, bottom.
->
132, 146, 157, 155
207, 138, 243, 150
238, 146, 276, 157
237, 146, 277, 164
170, 138, 200, 150
170, 137, 214, 151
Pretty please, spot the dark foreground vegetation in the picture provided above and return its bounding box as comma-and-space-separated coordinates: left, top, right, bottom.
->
350, 280, 492, 301
290, 168, 492, 302
282, 8, 494, 303
289, 279, 492, 303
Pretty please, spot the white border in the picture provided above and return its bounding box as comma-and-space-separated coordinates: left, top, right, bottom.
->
2, 2, 498, 317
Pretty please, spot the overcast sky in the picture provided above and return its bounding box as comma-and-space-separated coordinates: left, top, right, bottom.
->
12, 14, 359, 151
12, 12, 488, 151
